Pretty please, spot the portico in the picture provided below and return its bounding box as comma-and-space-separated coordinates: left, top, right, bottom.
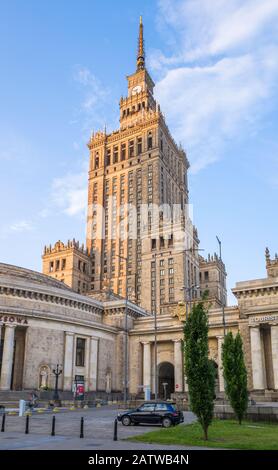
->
0, 321, 27, 391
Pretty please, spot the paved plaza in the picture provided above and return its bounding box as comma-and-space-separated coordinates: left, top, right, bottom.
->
0, 406, 202, 450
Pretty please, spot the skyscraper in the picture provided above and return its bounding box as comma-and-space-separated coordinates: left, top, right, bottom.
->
86, 17, 201, 314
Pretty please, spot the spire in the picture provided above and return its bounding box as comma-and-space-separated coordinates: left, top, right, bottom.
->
137, 16, 145, 71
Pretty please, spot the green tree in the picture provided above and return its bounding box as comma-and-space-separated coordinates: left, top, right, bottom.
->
222, 332, 248, 424
184, 298, 216, 440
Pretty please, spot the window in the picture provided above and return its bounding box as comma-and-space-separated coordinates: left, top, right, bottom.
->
76, 338, 86, 367
62, 259, 66, 270
106, 149, 111, 166
168, 258, 174, 265
139, 404, 155, 412
155, 403, 168, 411
129, 140, 134, 158
113, 146, 118, 163
169, 267, 174, 275
148, 131, 153, 150
49, 261, 54, 273
121, 143, 126, 161
95, 152, 99, 169
151, 239, 156, 250
160, 259, 164, 267
137, 137, 142, 155
55, 260, 60, 271
205, 271, 209, 281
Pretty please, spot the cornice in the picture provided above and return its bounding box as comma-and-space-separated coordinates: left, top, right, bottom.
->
0, 283, 103, 316
0, 306, 117, 335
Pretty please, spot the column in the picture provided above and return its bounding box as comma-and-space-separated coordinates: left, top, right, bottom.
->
250, 325, 265, 390
0, 324, 16, 390
142, 342, 151, 388
271, 324, 278, 390
174, 340, 184, 392
217, 336, 225, 392
63, 332, 74, 391
88, 337, 99, 391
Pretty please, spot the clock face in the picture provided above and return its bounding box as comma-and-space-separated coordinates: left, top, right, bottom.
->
131, 85, 142, 95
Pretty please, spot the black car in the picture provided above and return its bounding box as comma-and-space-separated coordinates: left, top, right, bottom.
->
117, 401, 184, 428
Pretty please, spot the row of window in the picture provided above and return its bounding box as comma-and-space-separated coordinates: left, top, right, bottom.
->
121, 101, 147, 118
49, 258, 66, 272
94, 133, 153, 169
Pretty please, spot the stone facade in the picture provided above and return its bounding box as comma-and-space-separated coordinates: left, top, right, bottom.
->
0, 262, 148, 393
1, 19, 277, 401
42, 240, 91, 295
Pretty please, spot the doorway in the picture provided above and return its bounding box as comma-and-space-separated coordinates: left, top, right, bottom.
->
158, 362, 174, 399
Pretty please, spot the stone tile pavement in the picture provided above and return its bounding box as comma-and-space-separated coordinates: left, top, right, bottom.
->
0, 406, 207, 450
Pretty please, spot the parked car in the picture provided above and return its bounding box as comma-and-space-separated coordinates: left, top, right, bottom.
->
117, 401, 184, 428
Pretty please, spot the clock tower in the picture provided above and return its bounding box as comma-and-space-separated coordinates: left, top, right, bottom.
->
87, 16, 198, 316
120, 16, 156, 130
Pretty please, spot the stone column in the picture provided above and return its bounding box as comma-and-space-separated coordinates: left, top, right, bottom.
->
0, 324, 16, 390
88, 337, 99, 391
250, 325, 265, 390
142, 342, 151, 388
174, 339, 184, 392
217, 335, 225, 392
63, 332, 74, 391
271, 324, 278, 390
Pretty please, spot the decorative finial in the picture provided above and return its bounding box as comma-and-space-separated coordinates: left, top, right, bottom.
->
265, 247, 270, 264
137, 16, 145, 71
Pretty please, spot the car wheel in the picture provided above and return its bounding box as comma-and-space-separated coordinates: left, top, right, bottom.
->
122, 415, 131, 426
162, 417, 172, 428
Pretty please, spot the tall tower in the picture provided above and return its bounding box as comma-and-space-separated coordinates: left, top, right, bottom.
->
86, 18, 200, 314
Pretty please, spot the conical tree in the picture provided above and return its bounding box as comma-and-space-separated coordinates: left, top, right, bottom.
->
184, 297, 216, 440
222, 332, 248, 424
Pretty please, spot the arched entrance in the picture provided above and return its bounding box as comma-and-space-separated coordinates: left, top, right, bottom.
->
158, 362, 174, 399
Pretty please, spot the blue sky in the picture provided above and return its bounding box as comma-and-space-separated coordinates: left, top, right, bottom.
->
0, 0, 277, 305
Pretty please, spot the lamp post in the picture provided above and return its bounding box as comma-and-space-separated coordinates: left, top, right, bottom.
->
152, 253, 158, 401
115, 254, 128, 406
216, 236, 226, 336
52, 364, 62, 402
180, 285, 200, 320
152, 249, 173, 400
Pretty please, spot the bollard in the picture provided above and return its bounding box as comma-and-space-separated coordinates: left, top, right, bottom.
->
113, 418, 118, 441
1, 413, 5, 433
51, 415, 56, 436
25, 414, 29, 434
80, 417, 84, 438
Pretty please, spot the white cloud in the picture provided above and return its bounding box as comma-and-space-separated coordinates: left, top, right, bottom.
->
9, 220, 34, 232
73, 65, 115, 135
51, 170, 88, 217
155, 0, 278, 64
152, 0, 278, 172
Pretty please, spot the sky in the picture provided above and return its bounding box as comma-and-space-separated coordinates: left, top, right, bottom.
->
0, 0, 277, 305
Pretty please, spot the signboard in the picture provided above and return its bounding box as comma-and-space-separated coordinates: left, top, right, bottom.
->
249, 315, 278, 324
0, 315, 28, 325
73, 376, 85, 400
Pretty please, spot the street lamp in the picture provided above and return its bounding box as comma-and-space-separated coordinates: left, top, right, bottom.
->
52, 364, 62, 402
216, 236, 226, 336
180, 285, 200, 320
152, 249, 173, 400
115, 253, 129, 406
